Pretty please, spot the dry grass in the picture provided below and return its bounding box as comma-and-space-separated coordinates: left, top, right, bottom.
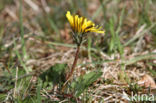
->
0, 0, 156, 102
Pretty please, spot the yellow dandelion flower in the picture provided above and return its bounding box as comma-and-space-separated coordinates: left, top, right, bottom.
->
66, 11, 105, 34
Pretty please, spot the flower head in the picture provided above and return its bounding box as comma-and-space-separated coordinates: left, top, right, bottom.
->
66, 11, 105, 34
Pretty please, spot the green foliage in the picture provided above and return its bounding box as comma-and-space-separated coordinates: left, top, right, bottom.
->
0, 94, 6, 102
39, 63, 67, 87
36, 79, 42, 103
147, 63, 156, 77
108, 16, 124, 55
71, 70, 102, 97
19, 0, 27, 60
0, 67, 31, 102
138, 0, 156, 35
0, 67, 25, 93
128, 83, 142, 94
48, 17, 59, 34
0, 0, 13, 11
0, 76, 14, 93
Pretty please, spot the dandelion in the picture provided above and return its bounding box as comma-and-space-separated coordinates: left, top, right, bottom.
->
62, 11, 105, 91
66, 11, 104, 34
66, 11, 105, 45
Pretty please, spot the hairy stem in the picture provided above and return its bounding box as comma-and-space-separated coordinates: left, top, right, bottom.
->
61, 45, 80, 93
66, 45, 80, 80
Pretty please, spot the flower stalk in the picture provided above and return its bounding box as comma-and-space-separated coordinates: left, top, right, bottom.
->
66, 45, 80, 80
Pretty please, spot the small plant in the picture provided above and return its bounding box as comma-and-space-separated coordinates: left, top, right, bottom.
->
65, 11, 105, 81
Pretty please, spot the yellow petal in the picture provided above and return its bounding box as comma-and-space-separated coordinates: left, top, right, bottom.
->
78, 17, 82, 33
84, 27, 94, 33
74, 15, 79, 32
66, 11, 74, 29
85, 27, 105, 33
86, 20, 95, 27
82, 19, 95, 32
94, 30, 105, 33
66, 11, 105, 34
79, 17, 85, 33
81, 18, 88, 32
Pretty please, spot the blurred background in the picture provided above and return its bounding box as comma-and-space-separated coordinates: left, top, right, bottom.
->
0, 0, 156, 102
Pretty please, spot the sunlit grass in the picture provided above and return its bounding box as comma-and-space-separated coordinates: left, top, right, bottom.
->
0, 0, 156, 102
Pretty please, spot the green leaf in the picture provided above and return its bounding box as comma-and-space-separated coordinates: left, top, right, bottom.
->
71, 70, 102, 97
0, 76, 14, 92
37, 79, 42, 103
0, 93, 7, 102
39, 63, 67, 86
147, 68, 156, 77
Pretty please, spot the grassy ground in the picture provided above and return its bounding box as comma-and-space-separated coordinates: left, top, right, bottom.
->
0, 0, 156, 102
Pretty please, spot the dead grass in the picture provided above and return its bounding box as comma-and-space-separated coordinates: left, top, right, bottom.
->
0, 0, 156, 102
